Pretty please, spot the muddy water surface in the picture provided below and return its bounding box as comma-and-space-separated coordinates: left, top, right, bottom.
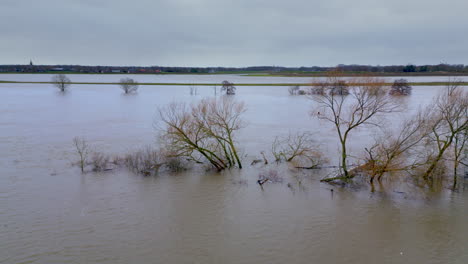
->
1, 80, 467, 264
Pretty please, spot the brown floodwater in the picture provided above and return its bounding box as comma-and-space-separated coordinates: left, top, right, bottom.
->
1, 78, 467, 263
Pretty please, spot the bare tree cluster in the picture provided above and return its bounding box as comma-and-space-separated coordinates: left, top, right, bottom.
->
71, 137, 189, 175
119, 77, 139, 94
90, 152, 111, 172
361, 110, 431, 183
419, 82, 467, 185
389, 79, 412, 95
337, 80, 467, 188
309, 81, 328, 95
312, 74, 401, 181
124, 146, 164, 175
72, 137, 116, 173
159, 97, 246, 170
52, 74, 71, 92
221, 80, 236, 95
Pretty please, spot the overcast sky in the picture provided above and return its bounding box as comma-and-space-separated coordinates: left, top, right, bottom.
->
1, 0, 467, 67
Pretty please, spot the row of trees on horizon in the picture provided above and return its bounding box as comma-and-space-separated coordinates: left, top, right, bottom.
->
1, 63, 468, 74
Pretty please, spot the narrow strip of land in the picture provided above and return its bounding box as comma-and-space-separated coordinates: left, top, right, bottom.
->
1, 80, 468, 86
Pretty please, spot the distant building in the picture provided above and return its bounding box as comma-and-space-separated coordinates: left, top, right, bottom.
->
29, 60, 33, 66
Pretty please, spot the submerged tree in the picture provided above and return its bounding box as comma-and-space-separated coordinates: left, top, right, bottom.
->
389, 79, 412, 95
420, 81, 467, 182
52, 74, 71, 92
73, 137, 89, 173
189, 85, 198, 95
312, 74, 400, 181
329, 80, 349, 95
271, 132, 326, 168
288, 85, 300, 95
452, 127, 467, 188
124, 146, 163, 175
362, 110, 431, 183
159, 97, 246, 170
221, 80, 236, 95
119, 77, 139, 94
309, 81, 328, 95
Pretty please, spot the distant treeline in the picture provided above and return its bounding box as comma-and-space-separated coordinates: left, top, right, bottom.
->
0, 63, 467, 74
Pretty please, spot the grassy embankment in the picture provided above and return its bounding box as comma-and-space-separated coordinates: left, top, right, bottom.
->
2, 71, 468, 77
246, 71, 468, 77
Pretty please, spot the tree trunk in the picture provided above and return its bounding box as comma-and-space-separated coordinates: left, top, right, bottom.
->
341, 140, 349, 178
422, 138, 453, 179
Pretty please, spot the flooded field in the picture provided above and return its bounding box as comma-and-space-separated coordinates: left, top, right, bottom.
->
1, 78, 468, 263
2, 73, 468, 84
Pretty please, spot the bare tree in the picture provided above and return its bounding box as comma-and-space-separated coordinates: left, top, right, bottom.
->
73, 137, 89, 173
124, 146, 163, 175
119, 77, 139, 94
159, 97, 246, 170
312, 74, 401, 181
288, 85, 300, 95
389, 79, 412, 96
362, 109, 432, 183
420, 81, 467, 182
221, 80, 236, 95
52, 74, 71, 92
271, 132, 326, 168
189, 85, 198, 95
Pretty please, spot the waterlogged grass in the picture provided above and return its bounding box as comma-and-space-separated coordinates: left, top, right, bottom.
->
246, 72, 468, 77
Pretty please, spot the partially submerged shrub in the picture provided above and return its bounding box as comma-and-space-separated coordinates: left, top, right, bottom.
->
124, 146, 163, 175
288, 85, 300, 95
329, 80, 349, 95
271, 132, 326, 168
120, 77, 139, 94
164, 156, 188, 173
313, 73, 402, 181
309, 82, 327, 95
90, 152, 111, 172
258, 169, 283, 185
389, 79, 412, 96
360, 110, 431, 183
357, 77, 387, 96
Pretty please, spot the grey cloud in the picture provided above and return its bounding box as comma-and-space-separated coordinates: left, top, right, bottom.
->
1, 0, 467, 66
